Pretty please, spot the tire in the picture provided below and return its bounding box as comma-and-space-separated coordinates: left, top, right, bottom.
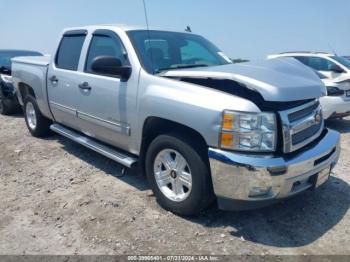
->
0, 99, 11, 115
145, 134, 214, 216
24, 95, 51, 137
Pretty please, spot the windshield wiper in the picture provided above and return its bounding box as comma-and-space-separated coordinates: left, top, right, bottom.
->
155, 64, 209, 73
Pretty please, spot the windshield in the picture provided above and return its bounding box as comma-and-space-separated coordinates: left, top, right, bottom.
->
127, 30, 231, 74
0, 51, 42, 71
331, 56, 350, 70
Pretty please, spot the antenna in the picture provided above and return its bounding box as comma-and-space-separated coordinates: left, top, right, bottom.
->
328, 44, 338, 56
142, 0, 150, 32
142, 0, 155, 73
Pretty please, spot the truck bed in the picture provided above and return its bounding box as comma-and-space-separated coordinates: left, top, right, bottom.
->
11, 55, 50, 66
11, 55, 52, 119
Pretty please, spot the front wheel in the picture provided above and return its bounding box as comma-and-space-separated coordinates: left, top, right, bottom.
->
24, 95, 51, 137
145, 134, 214, 216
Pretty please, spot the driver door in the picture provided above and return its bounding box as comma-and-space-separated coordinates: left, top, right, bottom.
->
76, 30, 132, 150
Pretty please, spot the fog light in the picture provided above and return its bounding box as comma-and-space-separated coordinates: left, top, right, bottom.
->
268, 166, 287, 176
249, 187, 272, 198
221, 133, 234, 147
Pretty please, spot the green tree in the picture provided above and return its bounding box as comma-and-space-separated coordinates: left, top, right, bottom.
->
231, 58, 249, 63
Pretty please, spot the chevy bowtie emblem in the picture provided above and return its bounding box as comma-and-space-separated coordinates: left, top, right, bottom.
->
315, 110, 322, 124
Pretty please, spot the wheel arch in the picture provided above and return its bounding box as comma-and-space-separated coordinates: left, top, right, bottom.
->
18, 82, 36, 105
139, 116, 210, 169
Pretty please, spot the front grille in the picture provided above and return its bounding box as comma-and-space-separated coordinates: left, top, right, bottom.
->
279, 100, 324, 153
292, 122, 322, 145
288, 101, 319, 122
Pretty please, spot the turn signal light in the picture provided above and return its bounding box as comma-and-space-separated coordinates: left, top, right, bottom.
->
223, 113, 234, 130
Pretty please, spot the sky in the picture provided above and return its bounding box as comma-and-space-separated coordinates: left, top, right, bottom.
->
0, 0, 349, 60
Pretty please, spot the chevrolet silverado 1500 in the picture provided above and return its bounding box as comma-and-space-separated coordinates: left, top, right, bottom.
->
11, 25, 340, 215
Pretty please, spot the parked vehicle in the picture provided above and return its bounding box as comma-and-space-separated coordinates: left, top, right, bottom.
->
268, 52, 350, 119
268, 52, 350, 83
0, 50, 43, 115
11, 26, 340, 215
312, 70, 350, 119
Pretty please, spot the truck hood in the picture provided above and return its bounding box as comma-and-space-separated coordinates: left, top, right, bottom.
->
159, 58, 326, 102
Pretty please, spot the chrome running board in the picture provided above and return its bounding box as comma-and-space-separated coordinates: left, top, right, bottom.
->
50, 123, 138, 168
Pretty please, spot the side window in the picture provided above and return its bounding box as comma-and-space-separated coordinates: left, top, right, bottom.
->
56, 35, 86, 70
85, 35, 128, 74
307, 57, 337, 71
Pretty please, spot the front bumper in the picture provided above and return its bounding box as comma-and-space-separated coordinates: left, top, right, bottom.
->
208, 128, 340, 211
321, 96, 350, 119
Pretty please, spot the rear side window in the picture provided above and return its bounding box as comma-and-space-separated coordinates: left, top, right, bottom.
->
85, 35, 128, 74
56, 35, 86, 70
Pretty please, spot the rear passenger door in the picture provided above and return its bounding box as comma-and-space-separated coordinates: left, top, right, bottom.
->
76, 30, 131, 149
47, 30, 87, 131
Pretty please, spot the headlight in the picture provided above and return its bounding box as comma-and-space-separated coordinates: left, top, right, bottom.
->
326, 86, 344, 96
0, 74, 13, 83
220, 110, 277, 152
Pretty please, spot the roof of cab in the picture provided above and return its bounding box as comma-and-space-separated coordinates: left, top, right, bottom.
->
62, 24, 190, 34
269, 52, 334, 58
0, 49, 42, 54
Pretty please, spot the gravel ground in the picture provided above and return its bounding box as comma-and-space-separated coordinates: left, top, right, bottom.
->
0, 113, 349, 256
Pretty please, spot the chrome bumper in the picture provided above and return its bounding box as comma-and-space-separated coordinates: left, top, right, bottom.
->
209, 129, 341, 211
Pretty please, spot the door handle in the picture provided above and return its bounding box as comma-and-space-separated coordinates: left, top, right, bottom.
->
49, 75, 58, 83
78, 82, 92, 90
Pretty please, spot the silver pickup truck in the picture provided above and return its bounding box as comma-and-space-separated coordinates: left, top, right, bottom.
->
11, 25, 341, 215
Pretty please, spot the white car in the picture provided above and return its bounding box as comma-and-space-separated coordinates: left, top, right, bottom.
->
268, 52, 350, 82
268, 52, 350, 119
314, 70, 350, 119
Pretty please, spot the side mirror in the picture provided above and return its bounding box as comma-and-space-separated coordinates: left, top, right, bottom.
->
91, 56, 132, 82
329, 64, 344, 74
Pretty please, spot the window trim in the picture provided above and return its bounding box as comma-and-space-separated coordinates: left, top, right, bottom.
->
83, 29, 129, 78
55, 32, 87, 71
63, 29, 88, 36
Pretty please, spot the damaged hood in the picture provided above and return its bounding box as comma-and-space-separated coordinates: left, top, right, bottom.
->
159, 58, 326, 102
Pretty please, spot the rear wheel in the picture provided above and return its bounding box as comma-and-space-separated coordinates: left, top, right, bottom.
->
145, 134, 214, 216
24, 95, 51, 137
